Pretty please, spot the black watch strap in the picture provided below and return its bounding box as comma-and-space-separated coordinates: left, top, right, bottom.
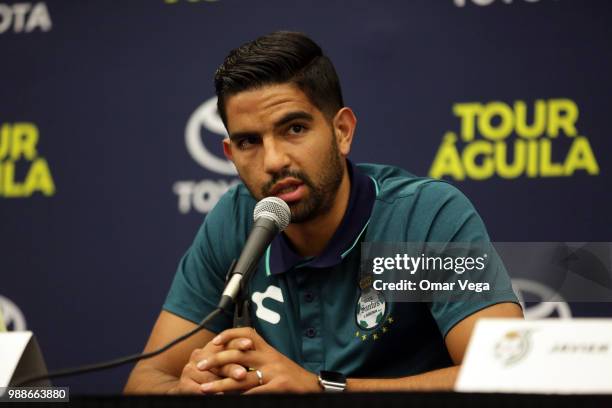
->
318, 370, 347, 392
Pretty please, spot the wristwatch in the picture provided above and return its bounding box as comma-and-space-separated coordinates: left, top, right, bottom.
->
318, 370, 347, 392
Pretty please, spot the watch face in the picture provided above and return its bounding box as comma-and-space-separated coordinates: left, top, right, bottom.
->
320, 370, 346, 383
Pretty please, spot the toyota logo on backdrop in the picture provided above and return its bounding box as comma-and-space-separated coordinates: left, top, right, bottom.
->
0, 295, 27, 331
511, 279, 572, 319
185, 97, 236, 175
173, 97, 240, 214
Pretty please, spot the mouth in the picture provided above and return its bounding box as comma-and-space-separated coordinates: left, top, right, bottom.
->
268, 178, 305, 203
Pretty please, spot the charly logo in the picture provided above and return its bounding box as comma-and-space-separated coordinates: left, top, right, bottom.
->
494, 329, 532, 366
0, 122, 55, 198
429, 99, 599, 181
173, 96, 240, 214
512, 278, 572, 319
0, 2, 51, 34
454, 0, 550, 6
251, 285, 284, 325
0, 295, 27, 331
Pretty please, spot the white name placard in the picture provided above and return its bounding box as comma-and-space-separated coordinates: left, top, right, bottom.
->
0, 332, 33, 387
456, 318, 612, 394
0, 332, 48, 387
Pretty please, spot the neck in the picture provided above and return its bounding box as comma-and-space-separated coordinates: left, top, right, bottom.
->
284, 166, 351, 257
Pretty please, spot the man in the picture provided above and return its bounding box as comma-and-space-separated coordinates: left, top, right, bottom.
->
124, 31, 522, 394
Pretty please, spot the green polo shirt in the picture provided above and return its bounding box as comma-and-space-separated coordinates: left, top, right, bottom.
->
164, 161, 518, 377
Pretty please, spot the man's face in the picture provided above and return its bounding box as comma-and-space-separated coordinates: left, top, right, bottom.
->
222, 83, 346, 223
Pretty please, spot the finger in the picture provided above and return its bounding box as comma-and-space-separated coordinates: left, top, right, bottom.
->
216, 363, 248, 380
212, 327, 259, 346
243, 383, 278, 394
198, 349, 256, 370
196, 339, 252, 375
200, 372, 260, 394
190, 344, 222, 366
183, 363, 222, 385
168, 377, 208, 395
195, 356, 247, 382
207, 365, 245, 380
226, 337, 254, 351
190, 348, 209, 365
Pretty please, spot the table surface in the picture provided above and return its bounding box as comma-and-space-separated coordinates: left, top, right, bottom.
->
64, 392, 612, 408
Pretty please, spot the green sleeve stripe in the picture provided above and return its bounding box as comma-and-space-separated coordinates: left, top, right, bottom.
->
265, 245, 272, 276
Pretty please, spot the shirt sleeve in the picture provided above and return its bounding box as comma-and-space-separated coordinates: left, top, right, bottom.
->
410, 181, 520, 337
162, 193, 236, 334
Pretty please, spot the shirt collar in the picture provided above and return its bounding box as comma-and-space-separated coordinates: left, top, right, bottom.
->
265, 160, 376, 276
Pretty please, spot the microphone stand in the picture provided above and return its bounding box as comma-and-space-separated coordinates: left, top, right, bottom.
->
230, 259, 253, 328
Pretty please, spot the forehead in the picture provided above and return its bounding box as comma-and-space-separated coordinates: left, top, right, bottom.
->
224, 83, 322, 131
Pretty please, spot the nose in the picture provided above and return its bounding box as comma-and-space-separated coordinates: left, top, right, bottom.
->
262, 137, 290, 175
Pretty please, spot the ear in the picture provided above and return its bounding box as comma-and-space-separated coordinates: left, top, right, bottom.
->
332, 107, 357, 156
222, 138, 234, 161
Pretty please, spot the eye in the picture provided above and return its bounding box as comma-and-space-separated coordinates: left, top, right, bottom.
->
288, 124, 306, 135
237, 136, 260, 150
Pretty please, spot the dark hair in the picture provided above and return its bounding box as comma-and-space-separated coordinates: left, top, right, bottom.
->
214, 31, 344, 126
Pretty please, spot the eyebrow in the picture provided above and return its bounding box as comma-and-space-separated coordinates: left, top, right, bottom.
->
274, 111, 314, 128
228, 110, 314, 141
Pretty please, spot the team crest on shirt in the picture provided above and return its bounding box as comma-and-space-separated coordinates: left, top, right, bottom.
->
354, 275, 395, 342
355, 288, 386, 330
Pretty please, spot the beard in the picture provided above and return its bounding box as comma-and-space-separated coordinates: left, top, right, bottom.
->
243, 133, 345, 224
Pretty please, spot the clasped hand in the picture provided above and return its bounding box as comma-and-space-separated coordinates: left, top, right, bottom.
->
172, 327, 319, 394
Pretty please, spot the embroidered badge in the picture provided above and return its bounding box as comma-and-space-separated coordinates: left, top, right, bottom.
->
355, 315, 394, 342
355, 288, 386, 330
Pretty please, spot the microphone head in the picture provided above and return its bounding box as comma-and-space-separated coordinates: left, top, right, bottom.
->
254, 197, 291, 231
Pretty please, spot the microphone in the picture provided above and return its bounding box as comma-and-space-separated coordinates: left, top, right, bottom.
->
218, 196, 291, 311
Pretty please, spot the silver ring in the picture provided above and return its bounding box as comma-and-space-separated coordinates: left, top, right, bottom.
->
255, 369, 263, 386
